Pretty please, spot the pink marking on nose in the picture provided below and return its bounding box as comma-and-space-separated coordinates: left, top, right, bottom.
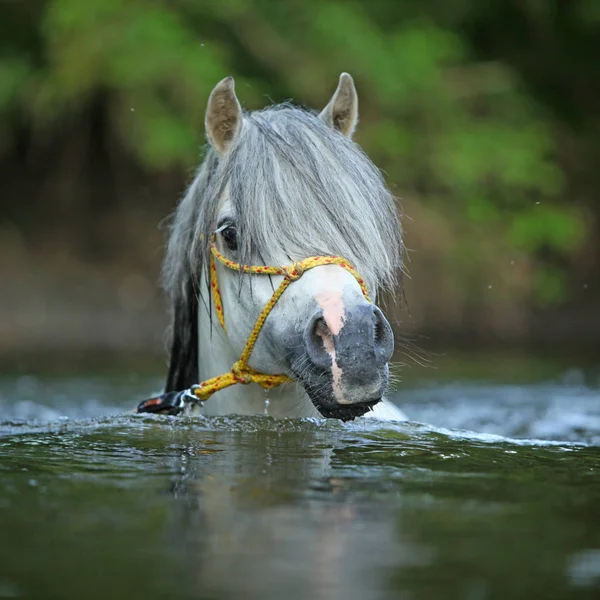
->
315, 323, 345, 403
313, 269, 348, 402
314, 291, 345, 336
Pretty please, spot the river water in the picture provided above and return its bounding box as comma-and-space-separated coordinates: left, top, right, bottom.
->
1, 359, 599, 599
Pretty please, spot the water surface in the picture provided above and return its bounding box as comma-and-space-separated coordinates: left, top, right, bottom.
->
1, 364, 599, 599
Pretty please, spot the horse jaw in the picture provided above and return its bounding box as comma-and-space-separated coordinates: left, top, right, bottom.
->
194, 282, 407, 422
195, 296, 321, 419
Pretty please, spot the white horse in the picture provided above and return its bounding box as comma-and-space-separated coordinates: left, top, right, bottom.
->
147, 73, 407, 422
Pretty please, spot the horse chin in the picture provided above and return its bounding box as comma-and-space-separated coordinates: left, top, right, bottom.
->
312, 397, 381, 422
300, 377, 382, 422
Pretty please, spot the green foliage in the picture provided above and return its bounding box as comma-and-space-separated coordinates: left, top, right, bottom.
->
534, 265, 567, 307
34, 0, 233, 165
0, 0, 591, 307
0, 57, 32, 153
509, 206, 584, 254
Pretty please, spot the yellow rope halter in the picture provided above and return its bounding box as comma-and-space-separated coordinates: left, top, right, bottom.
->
188, 238, 371, 404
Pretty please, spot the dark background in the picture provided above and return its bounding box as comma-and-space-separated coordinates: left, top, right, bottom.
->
1, 0, 599, 374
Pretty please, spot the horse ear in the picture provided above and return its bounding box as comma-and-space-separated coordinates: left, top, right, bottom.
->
205, 76, 243, 154
319, 72, 359, 138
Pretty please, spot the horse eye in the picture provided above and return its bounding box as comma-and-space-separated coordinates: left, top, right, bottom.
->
220, 225, 238, 251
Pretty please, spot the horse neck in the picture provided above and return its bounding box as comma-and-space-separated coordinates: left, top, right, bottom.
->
196, 288, 319, 418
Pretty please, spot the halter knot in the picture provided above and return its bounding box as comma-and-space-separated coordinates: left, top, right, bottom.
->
231, 361, 252, 384
284, 263, 305, 280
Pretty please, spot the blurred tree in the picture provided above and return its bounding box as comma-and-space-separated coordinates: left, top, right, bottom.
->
0, 0, 598, 341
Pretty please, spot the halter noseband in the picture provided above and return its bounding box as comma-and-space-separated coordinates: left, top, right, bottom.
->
137, 237, 371, 415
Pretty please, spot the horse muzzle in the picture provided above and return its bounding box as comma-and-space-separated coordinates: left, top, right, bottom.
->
291, 303, 394, 421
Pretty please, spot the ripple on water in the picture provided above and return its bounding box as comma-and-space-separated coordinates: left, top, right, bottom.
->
0, 374, 598, 489
1, 373, 600, 600
392, 380, 600, 445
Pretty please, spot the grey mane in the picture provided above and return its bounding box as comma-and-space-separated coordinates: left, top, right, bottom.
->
164, 104, 402, 301
161, 103, 402, 391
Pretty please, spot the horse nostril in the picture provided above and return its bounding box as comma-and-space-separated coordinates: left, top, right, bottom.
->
304, 312, 336, 370
372, 306, 394, 363
304, 307, 393, 373
313, 317, 335, 356
313, 317, 332, 340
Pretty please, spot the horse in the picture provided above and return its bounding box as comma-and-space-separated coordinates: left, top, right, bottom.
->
141, 73, 407, 422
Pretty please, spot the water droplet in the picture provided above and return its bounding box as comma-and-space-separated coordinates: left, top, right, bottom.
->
488, 284, 492, 289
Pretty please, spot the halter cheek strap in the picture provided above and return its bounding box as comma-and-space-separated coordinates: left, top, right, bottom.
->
137, 240, 370, 415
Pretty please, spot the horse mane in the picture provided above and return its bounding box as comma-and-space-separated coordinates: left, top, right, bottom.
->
162, 103, 403, 391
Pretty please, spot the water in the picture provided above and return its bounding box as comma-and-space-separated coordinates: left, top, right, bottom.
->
1, 364, 600, 599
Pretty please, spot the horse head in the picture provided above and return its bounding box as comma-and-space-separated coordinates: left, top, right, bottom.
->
161, 74, 404, 422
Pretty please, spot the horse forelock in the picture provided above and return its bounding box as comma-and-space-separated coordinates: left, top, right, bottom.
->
162, 103, 403, 307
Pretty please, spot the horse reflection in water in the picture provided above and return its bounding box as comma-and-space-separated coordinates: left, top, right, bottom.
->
168, 423, 409, 600
160, 72, 407, 422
